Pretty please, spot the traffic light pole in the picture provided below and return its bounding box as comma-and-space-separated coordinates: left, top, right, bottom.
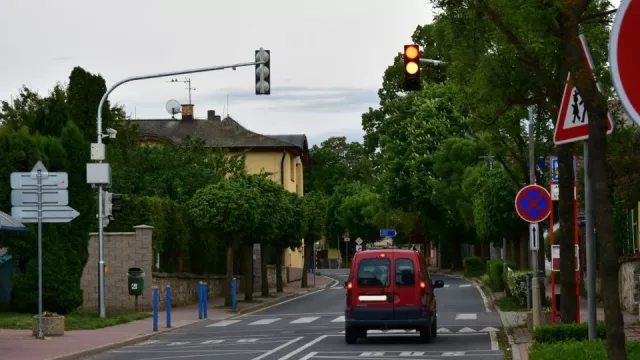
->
93, 60, 265, 318
419, 58, 446, 66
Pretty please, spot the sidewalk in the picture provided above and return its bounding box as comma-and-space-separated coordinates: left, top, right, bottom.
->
0, 275, 335, 360
501, 281, 640, 360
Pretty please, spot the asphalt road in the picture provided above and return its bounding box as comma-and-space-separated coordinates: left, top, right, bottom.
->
92, 270, 503, 360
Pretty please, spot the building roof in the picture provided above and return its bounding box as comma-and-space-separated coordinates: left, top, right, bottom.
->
131, 116, 309, 154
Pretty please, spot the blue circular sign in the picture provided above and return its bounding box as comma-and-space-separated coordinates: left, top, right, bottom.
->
515, 185, 552, 223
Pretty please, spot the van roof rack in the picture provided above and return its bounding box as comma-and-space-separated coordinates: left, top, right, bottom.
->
365, 244, 419, 251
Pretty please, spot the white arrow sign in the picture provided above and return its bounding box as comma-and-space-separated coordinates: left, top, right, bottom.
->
11, 189, 69, 206
530, 223, 539, 250
11, 206, 80, 224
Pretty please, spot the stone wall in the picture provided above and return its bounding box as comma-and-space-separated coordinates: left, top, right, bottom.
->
80, 225, 154, 312
286, 267, 303, 283
152, 272, 245, 310
619, 256, 640, 315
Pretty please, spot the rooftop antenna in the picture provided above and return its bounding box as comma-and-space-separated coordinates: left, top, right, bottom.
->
165, 99, 181, 119
169, 77, 196, 104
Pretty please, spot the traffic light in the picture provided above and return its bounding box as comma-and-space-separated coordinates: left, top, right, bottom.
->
255, 48, 270, 95
403, 44, 421, 91
103, 191, 122, 227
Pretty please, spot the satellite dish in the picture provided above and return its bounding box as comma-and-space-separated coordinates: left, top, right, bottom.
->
165, 99, 181, 118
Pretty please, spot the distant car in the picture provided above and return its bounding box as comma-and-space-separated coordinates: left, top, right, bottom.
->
343, 248, 444, 344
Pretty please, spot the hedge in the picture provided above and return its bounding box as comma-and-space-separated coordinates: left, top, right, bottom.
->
529, 340, 640, 360
486, 259, 515, 291
505, 270, 529, 306
533, 321, 607, 343
463, 256, 485, 277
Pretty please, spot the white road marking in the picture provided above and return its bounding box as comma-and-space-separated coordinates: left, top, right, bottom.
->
443, 284, 451, 287
480, 327, 500, 332
278, 335, 328, 360
400, 351, 425, 356
299, 352, 318, 360
489, 330, 499, 351
166, 341, 190, 346
251, 336, 304, 360
457, 327, 476, 333
207, 320, 241, 327
136, 340, 160, 345
201, 340, 225, 344
249, 318, 281, 325
442, 351, 466, 356
360, 352, 385, 356
459, 284, 472, 288
437, 328, 453, 333
477, 284, 492, 312
331, 316, 345, 322
290, 317, 320, 324
455, 313, 477, 320
238, 338, 259, 343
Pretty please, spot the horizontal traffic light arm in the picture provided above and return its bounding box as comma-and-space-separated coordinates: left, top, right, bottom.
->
419, 58, 447, 66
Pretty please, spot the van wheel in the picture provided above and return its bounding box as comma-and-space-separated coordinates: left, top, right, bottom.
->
431, 316, 438, 339
419, 323, 432, 343
345, 328, 358, 344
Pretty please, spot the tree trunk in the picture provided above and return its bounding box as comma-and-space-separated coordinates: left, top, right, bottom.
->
562, 26, 627, 358
243, 243, 253, 302
225, 246, 233, 307
276, 248, 284, 292
260, 243, 269, 297
301, 238, 312, 288
558, 144, 577, 323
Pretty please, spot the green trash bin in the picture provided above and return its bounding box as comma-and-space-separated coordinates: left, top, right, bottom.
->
127, 268, 145, 296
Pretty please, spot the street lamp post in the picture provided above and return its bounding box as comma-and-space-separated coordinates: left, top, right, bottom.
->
90, 60, 264, 318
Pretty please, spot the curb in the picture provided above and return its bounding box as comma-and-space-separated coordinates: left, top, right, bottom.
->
48, 319, 207, 360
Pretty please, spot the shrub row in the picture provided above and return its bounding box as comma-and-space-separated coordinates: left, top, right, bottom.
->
529, 339, 640, 360
486, 259, 515, 291
505, 270, 529, 307
533, 321, 607, 344
462, 256, 485, 277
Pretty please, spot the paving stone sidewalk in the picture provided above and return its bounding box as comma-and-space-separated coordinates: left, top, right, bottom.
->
0, 275, 335, 360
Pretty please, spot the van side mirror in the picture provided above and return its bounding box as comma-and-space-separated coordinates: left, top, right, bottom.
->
432, 280, 444, 289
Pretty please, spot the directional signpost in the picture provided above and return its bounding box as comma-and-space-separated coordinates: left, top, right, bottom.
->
379, 229, 397, 237
10, 161, 79, 339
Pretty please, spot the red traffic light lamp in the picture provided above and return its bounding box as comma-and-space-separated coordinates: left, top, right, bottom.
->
403, 45, 421, 91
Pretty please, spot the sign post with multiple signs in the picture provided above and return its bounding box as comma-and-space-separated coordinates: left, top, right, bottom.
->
10, 161, 79, 339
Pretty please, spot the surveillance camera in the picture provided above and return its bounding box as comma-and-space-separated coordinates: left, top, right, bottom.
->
105, 128, 117, 138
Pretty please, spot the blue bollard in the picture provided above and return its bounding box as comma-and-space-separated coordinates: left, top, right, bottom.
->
231, 278, 237, 313
203, 283, 208, 319
198, 282, 203, 319
166, 285, 172, 328
152, 286, 159, 332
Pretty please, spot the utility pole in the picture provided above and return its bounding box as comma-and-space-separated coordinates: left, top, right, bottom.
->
529, 107, 541, 327
91, 59, 266, 318
584, 141, 596, 339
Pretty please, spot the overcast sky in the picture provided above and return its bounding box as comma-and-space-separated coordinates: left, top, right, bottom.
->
0, 0, 433, 145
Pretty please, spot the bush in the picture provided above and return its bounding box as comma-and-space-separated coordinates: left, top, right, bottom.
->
463, 256, 485, 277
505, 270, 529, 306
533, 321, 607, 344
529, 339, 640, 359
486, 259, 515, 291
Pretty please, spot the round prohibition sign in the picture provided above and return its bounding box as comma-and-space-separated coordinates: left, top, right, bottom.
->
514, 184, 552, 223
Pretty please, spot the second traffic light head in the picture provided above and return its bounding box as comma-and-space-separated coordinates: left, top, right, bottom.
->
255, 49, 271, 95
403, 45, 421, 92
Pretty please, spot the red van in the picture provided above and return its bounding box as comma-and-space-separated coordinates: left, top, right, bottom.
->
343, 248, 444, 344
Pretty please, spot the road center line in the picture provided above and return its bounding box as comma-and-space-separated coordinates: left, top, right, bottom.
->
277, 335, 328, 360
251, 336, 304, 360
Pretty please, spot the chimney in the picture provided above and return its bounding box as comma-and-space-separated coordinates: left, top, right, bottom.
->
181, 104, 194, 121
207, 110, 221, 121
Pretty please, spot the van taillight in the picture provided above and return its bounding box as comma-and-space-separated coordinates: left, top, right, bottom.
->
419, 281, 426, 289
346, 281, 353, 307
347, 281, 353, 289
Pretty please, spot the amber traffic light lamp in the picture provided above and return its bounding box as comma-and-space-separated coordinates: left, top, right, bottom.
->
403, 45, 421, 91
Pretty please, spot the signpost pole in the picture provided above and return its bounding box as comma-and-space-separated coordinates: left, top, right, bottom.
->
584, 143, 596, 339
36, 169, 44, 340
529, 107, 541, 328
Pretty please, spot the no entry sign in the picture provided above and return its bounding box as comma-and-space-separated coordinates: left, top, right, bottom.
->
515, 184, 552, 223
610, 0, 640, 126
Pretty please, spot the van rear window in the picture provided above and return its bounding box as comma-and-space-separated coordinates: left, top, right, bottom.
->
357, 258, 390, 287
395, 258, 415, 286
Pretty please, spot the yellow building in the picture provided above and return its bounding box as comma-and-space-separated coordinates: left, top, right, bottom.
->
133, 104, 308, 270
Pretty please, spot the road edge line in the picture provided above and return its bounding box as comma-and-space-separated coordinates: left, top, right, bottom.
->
234, 288, 326, 318
489, 330, 499, 351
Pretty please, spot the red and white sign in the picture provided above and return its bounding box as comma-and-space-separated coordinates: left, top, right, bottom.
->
554, 35, 614, 145
550, 244, 580, 272
610, 0, 640, 127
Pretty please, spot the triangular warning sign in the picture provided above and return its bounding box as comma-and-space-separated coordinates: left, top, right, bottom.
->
554, 36, 614, 145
